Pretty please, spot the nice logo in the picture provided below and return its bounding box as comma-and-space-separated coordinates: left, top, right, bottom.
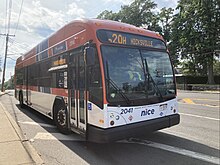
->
141, 109, 155, 116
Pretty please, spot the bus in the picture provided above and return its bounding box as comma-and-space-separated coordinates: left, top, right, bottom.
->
15, 19, 180, 142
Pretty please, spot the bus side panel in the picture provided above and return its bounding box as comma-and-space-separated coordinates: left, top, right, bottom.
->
30, 90, 56, 116
87, 102, 106, 128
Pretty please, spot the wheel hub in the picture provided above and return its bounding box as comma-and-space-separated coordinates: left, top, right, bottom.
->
57, 109, 66, 126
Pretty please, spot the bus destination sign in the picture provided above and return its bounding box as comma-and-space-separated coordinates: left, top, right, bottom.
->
97, 30, 166, 49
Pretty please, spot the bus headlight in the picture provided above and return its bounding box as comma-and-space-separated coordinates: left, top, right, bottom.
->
110, 120, 115, 126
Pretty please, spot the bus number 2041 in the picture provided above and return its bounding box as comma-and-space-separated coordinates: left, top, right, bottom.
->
121, 108, 133, 115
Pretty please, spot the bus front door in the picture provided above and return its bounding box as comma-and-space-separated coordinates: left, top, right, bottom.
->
69, 53, 87, 133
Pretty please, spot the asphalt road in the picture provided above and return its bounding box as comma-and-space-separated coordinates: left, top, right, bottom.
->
0, 90, 219, 165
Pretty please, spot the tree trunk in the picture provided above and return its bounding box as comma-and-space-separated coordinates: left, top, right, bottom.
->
207, 53, 215, 84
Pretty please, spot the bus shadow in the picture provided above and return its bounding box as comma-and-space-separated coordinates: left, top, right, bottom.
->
15, 104, 56, 128
60, 132, 219, 165
16, 104, 219, 165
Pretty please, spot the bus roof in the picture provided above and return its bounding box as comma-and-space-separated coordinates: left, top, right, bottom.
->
16, 18, 164, 67
69, 18, 163, 40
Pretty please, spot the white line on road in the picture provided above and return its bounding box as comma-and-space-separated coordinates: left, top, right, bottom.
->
34, 132, 82, 141
18, 121, 56, 128
120, 138, 220, 165
31, 130, 220, 164
179, 113, 220, 121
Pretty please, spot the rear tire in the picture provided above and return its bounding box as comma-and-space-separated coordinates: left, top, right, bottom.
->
54, 103, 70, 134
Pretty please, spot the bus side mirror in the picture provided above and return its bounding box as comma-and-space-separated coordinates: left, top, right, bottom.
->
85, 47, 95, 66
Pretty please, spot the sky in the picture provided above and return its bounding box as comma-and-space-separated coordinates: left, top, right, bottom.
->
0, 0, 178, 82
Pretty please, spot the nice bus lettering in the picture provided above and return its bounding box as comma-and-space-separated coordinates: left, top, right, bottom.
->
141, 109, 155, 116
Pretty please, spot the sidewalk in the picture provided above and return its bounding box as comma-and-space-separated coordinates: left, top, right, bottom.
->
0, 93, 43, 165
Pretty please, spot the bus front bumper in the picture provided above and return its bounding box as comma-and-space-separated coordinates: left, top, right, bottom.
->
87, 114, 180, 143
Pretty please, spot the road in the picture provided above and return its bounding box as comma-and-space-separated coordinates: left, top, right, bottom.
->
0, 90, 219, 165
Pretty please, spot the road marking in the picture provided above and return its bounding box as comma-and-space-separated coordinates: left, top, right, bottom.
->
120, 138, 220, 165
182, 98, 195, 104
192, 98, 219, 102
34, 132, 82, 141
179, 113, 220, 121
18, 121, 55, 128
179, 102, 219, 108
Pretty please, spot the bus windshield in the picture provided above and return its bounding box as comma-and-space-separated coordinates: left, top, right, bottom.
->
101, 45, 176, 105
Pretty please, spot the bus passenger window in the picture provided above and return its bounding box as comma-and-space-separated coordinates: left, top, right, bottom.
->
56, 70, 67, 88
64, 71, 67, 88
58, 72, 64, 88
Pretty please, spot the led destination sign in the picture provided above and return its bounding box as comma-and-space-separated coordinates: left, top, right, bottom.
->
97, 30, 166, 49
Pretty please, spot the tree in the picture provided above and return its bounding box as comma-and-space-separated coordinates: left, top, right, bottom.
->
97, 1, 175, 63
158, 7, 174, 42
97, 10, 120, 21
97, 0, 157, 27
97, 0, 220, 83
171, 0, 220, 84
4, 76, 14, 90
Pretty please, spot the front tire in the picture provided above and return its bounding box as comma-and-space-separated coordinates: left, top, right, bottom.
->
54, 104, 70, 134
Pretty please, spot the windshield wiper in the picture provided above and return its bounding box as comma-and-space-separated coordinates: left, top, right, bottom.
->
106, 61, 131, 105
144, 59, 163, 101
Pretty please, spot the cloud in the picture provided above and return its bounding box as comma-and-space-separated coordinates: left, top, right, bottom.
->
155, 0, 178, 9
20, 1, 65, 35
103, 0, 133, 5
0, 0, 87, 81
0, 0, 179, 81
34, 27, 54, 37
67, 2, 85, 19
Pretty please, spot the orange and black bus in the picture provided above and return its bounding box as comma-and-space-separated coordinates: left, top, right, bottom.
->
15, 19, 180, 142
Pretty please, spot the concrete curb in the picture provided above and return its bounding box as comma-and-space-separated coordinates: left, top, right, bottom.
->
0, 102, 44, 165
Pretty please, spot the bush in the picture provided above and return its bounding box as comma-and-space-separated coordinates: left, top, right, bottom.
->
176, 76, 220, 84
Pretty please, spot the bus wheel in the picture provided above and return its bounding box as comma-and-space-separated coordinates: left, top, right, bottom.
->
54, 104, 70, 134
19, 92, 24, 108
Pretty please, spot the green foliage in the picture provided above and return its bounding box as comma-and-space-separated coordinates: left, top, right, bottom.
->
97, 0, 220, 84
4, 76, 14, 90
213, 58, 220, 76
97, 0, 158, 27
97, 0, 175, 63
170, 0, 220, 84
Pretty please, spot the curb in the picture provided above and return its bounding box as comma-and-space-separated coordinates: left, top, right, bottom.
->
0, 102, 44, 165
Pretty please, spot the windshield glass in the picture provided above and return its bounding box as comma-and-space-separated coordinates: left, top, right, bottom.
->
101, 45, 175, 105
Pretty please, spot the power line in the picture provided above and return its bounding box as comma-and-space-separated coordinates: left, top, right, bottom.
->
5, 0, 8, 33
7, 56, 16, 61
1, 0, 15, 92
7, 0, 13, 34
13, 0, 24, 36
8, 38, 31, 51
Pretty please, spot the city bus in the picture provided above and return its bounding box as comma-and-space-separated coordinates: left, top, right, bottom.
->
15, 19, 180, 142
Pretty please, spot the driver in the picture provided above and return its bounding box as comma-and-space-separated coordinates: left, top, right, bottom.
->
127, 66, 142, 81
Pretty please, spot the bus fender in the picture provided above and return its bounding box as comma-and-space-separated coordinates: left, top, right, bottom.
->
52, 96, 66, 117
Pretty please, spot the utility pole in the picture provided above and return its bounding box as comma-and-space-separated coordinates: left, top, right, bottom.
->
0, 33, 15, 92
1, 0, 14, 92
